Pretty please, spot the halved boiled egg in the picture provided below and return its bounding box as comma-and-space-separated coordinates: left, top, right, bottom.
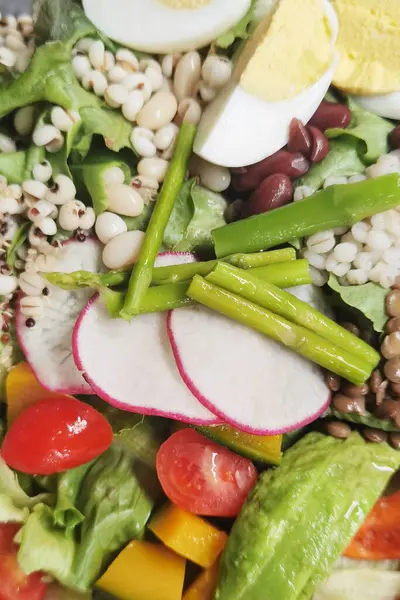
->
194, 0, 338, 168
350, 93, 400, 121
82, 0, 252, 54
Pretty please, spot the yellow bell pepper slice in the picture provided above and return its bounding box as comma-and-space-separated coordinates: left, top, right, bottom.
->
96, 541, 185, 600
183, 560, 220, 600
6, 362, 73, 424
148, 504, 228, 568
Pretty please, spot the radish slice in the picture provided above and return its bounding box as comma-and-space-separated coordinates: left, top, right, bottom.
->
167, 286, 330, 434
72, 251, 219, 424
16, 238, 103, 395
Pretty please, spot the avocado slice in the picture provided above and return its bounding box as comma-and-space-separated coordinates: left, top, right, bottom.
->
215, 432, 400, 600
197, 424, 282, 465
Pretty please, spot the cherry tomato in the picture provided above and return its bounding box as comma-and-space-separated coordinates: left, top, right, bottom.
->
1, 396, 113, 475
156, 429, 258, 517
0, 524, 47, 600
344, 491, 400, 560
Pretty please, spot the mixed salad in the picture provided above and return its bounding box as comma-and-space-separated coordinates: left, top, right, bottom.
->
1, 0, 400, 598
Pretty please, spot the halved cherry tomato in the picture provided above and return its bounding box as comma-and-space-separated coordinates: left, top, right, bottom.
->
1, 396, 113, 475
156, 429, 258, 517
344, 491, 400, 560
0, 524, 47, 600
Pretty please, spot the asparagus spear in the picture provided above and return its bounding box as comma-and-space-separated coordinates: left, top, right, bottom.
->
121, 123, 197, 319
206, 262, 379, 367
213, 174, 400, 257
228, 248, 296, 268
187, 275, 374, 385
103, 260, 311, 318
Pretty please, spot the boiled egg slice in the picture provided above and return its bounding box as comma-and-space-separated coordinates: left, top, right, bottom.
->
82, 0, 252, 54
349, 93, 400, 121
194, 0, 339, 168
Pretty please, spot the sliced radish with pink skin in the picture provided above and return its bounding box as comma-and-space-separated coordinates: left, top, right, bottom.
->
167, 285, 330, 434
16, 238, 103, 395
72, 251, 219, 424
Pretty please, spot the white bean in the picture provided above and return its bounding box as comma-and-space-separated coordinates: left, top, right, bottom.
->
162, 54, 181, 78
95, 211, 128, 244
50, 106, 74, 132
137, 91, 178, 131
333, 242, 358, 263
353, 252, 374, 271
0, 196, 22, 215
19, 271, 45, 296
198, 83, 216, 103
138, 158, 169, 184
8, 184, 22, 199
177, 98, 202, 125
104, 83, 128, 108
28, 199, 57, 220
22, 180, 48, 200
75, 37, 95, 53
306, 231, 335, 254
367, 230, 392, 251
19, 295, 43, 318
131, 127, 156, 157
0, 133, 16, 153
116, 48, 139, 72
106, 182, 144, 217
122, 90, 145, 122
108, 65, 128, 84
173, 52, 201, 102
102, 166, 125, 186
103, 51, 115, 72
293, 185, 316, 202
72, 54, 91, 79
88, 40, 105, 70
190, 156, 231, 192
201, 55, 233, 89
14, 105, 35, 136
79, 207, 96, 230
33, 160, 53, 183
346, 269, 369, 285
32, 125, 60, 147
145, 66, 164, 92
303, 250, 326, 270
351, 221, 370, 243
45, 131, 64, 154
0, 274, 17, 296
122, 73, 152, 101
154, 123, 179, 151
102, 230, 146, 270
82, 70, 108, 96
0, 46, 16, 67
58, 200, 86, 231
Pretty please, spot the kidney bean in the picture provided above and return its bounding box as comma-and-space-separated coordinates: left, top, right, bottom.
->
288, 119, 312, 154
326, 421, 352, 439
390, 433, 400, 449
243, 174, 293, 217
232, 151, 309, 192
308, 126, 330, 163
309, 100, 352, 131
370, 369, 383, 394
363, 428, 388, 444
325, 372, 341, 392
342, 383, 369, 398
332, 393, 366, 415
389, 126, 400, 150
376, 399, 400, 426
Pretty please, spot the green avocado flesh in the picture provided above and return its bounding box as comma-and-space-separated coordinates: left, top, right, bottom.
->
215, 432, 400, 600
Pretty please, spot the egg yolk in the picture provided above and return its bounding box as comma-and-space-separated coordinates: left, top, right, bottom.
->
160, 0, 212, 8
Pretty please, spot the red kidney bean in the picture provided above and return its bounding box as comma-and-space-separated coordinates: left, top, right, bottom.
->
232, 151, 309, 192
307, 126, 330, 163
389, 126, 400, 150
242, 174, 293, 217
309, 100, 352, 131
288, 119, 312, 155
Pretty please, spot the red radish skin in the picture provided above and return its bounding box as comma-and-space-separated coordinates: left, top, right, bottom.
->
167, 286, 331, 435
15, 238, 103, 395
73, 252, 220, 425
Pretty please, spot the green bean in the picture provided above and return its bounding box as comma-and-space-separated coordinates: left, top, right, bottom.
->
101, 283, 194, 318
249, 260, 311, 288
227, 248, 296, 268
121, 123, 197, 318
206, 262, 379, 367
187, 276, 374, 385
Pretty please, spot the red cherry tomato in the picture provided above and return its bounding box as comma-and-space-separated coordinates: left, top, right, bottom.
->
0, 524, 47, 600
344, 491, 400, 560
156, 429, 258, 517
1, 396, 113, 475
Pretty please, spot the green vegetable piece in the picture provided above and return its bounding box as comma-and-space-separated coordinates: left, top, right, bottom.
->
326, 99, 393, 165
326, 409, 400, 432
81, 161, 130, 215
328, 274, 388, 333
121, 123, 197, 318
296, 139, 366, 191
228, 248, 296, 268
213, 174, 400, 257
187, 276, 374, 384
53, 462, 94, 534
215, 432, 400, 600
206, 263, 379, 367
0, 146, 45, 184
248, 259, 312, 288
216, 0, 256, 48
33, 0, 98, 49
0, 455, 51, 509
0, 495, 29, 524
6, 222, 30, 274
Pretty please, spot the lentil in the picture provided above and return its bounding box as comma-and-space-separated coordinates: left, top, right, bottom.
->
363, 428, 388, 443
332, 393, 366, 415
326, 421, 352, 439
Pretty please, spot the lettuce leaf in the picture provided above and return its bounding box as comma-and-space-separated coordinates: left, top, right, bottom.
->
79, 157, 131, 215
0, 456, 52, 510
295, 139, 365, 191
326, 100, 393, 165
328, 274, 387, 332
325, 409, 399, 433
0, 145, 45, 183
0, 495, 29, 523
33, 0, 97, 50
6, 222, 30, 274
216, 0, 257, 48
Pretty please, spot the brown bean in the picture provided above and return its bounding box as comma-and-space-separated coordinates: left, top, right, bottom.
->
342, 383, 369, 398
243, 174, 293, 217
370, 369, 383, 393
376, 399, 400, 426
386, 317, 400, 334
363, 428, 388, 443
376, 380, 388, 406
232, 151, 310, 192
333, 393, 366, 415
392, 275, 400, 290
309, 100, 352, 131
389, 125, 400, 150
340, 322, 360, 337
307, 126, 330, 163
389, 433, 400, 449
391, 382, 400, 397
325, 372, 341, 392
326, 421, 352, 439
288, 118, 312, 155
382, 331, 400, 359
386, 289, 400, 317
385, 357, 400, 383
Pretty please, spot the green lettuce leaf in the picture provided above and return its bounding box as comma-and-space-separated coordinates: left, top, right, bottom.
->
0, 495, 29, 523
33, 0, 97, 50
295, 139, 366, 191
53, 462, 94, 534
6, 222, 30, 274
164, 179, 227, 254
328, 274, 387, 332
0, 145, 45, 183
0, 456, 52, 509
216, 0, 257, 48
326, 100, 393, 165
122, 203, 155, 233
325, 410, 399, 433
80, 158, 131, 215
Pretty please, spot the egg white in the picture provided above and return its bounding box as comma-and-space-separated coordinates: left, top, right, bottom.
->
82, 0, 252, 54
350, 93, 400, 120
194, 0, 339, 168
